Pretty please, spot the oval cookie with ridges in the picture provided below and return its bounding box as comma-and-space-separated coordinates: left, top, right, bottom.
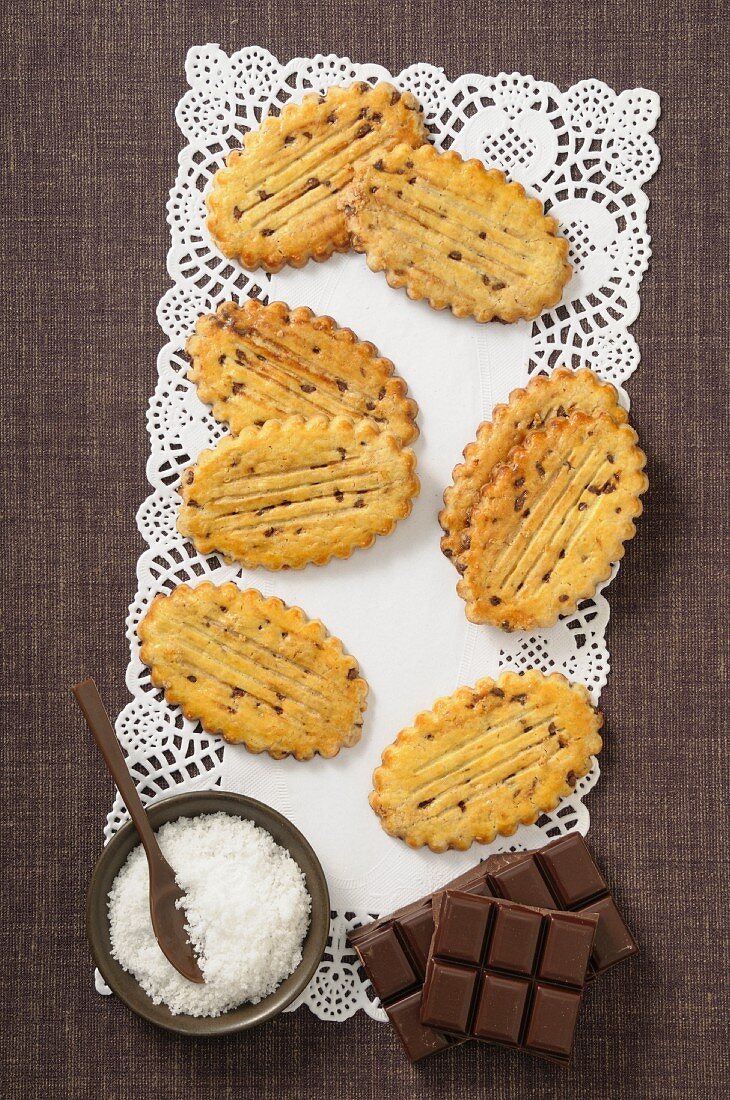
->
456, 411, 648, 630
440, 367, 627, 565
369, 670, 603, 852
138, 582, 368, 760
186, 298, 418, 445
207, 82, 427, 272
340, 143, 571, 322
177, 415, 419, 569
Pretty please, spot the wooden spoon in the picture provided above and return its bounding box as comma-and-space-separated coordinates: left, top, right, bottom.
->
72, 678, 205, 984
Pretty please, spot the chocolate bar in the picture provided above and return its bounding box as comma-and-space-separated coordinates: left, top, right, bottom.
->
348, 834, 636, 1061
421, 891, 597, 1066
446, 833, 638, 977
348, 892, 463, 1060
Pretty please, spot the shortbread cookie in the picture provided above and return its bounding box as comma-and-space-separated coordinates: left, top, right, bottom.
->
457, 411, 648, 630
177, 415, 419, 569
186, 298, 418, 445
207, 82, 427, 271
370, 670, 602, 851
138, 582, 368, 760
440, 368, 627, 564
340, 143, 571, 322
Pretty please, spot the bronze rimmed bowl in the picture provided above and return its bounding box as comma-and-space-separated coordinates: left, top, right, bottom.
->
87, 790, 330, 1036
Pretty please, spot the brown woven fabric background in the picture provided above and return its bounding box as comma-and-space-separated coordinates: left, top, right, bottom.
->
2, 1, 728, 1097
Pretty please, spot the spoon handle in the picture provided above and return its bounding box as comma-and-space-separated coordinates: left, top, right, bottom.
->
72, 678, 158, 858
73, 677, 205, 984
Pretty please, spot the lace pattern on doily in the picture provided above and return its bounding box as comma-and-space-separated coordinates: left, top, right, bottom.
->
99, 47, 659, 1022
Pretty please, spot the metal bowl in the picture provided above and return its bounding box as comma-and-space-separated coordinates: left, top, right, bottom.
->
86, 790, 329, 1035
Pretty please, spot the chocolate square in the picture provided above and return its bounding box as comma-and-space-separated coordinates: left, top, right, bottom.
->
358, 927, 417, 1001
421, 961, 477, 1033
473, 973, 530, 1045
586, 894, 638, 972
524, 984, 582, 1059
399, 907, 436, 975
487, 904, 543, 975
538, 913, 597, 985
386, 991, 451, 1060
491, 857, 556, 909
538, 833, 608, 906
434, 893, 491, 964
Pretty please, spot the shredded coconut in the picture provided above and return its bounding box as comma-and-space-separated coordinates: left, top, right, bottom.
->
107, 812, 311, 1017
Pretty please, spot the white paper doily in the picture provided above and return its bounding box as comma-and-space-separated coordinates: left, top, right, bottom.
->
100, 46, 659, 1021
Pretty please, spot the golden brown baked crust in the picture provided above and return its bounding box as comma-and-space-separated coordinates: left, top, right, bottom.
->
207, 82, 427, 272
340, 143, 571, 322
186, 298, 418, 445
456, 411, 648, 630
369, 669, 602, 851
138, 582, 368, 760
439, 367, 628, 564
177, 414, 419, 569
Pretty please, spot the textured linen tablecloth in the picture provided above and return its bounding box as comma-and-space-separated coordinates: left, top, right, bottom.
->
2, 2, 728, 1098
